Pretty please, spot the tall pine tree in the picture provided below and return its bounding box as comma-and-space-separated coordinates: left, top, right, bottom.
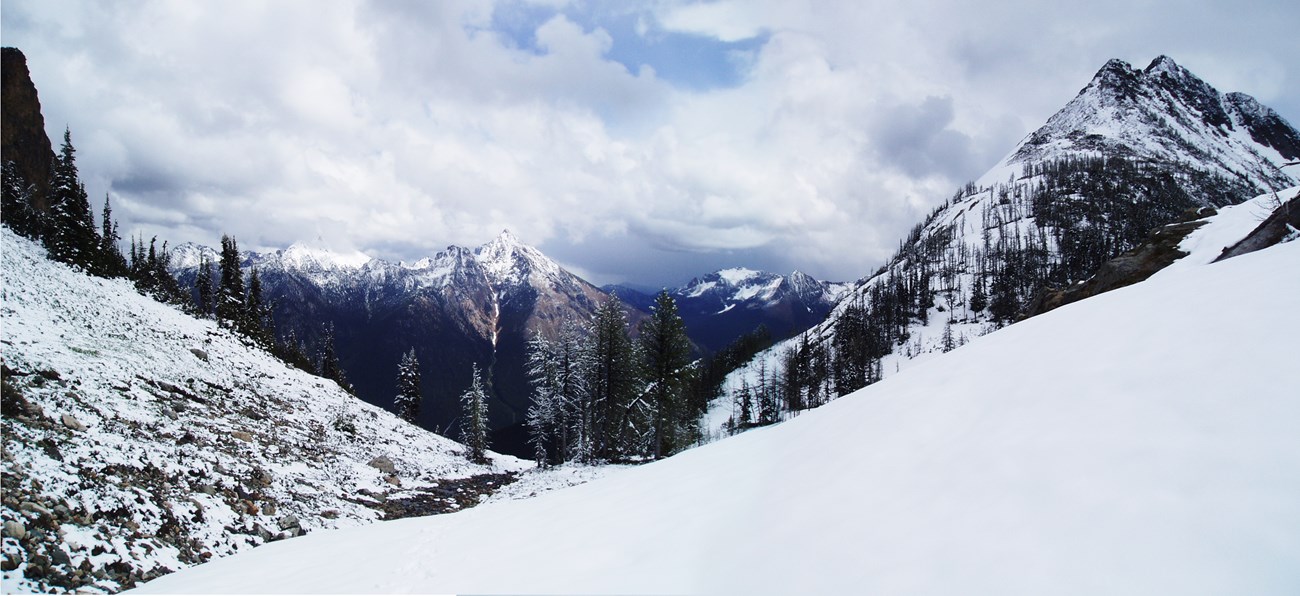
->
460, 363, 491, 464
45, 129, 100, 270
216, 234, 245, 327
639, 291, 694, 458
394, 348, 422, 424
587, 296, 646, 460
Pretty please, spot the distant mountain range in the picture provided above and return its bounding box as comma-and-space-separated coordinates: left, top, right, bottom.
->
606, 268, 848, 355
170, 233, 844, 456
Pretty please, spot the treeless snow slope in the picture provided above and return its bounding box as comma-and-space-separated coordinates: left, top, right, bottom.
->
133, 241, 1300, 595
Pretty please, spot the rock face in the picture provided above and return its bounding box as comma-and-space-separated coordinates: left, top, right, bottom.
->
1, 47, 55, 211
1214, 193, 1300, 262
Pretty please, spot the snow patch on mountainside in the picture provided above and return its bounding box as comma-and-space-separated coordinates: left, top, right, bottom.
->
133, 239, 1300, 595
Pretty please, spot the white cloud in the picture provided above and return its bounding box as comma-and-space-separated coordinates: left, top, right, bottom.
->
2, 0, 1297, 285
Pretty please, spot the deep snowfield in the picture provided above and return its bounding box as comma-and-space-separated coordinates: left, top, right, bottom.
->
132, 237, 1300, 594
0, 228, 526, 593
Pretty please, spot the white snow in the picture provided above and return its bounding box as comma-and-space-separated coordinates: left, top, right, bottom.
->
132, 239, 1300, 595
1157, 186, 1300, 274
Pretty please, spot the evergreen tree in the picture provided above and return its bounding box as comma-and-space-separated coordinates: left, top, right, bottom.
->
586, 296, 646, 460
394, 348, 422, 424
639, 291, 694, 458
245, 268, 275, 346
216, 235, 245, 327
98, 194, 128, 277
525, 332, 559, 466
460, 363, 491, 464
45, 129, 100, 270
317, 322, 352, 393
195, 253, 216, 318
1, 160, 41, 239
969, 275, 988, 313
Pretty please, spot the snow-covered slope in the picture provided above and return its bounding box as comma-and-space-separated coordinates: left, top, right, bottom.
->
133, 237, 1300, 595
0, 228, 526, 593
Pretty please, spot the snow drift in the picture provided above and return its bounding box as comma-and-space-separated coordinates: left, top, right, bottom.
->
133, 237, 1300, 594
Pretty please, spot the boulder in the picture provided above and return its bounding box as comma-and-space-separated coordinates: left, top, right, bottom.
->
189, 348, 209, 362
60, 414, 86, 432
2, 519, 25, 540
367, 455, 396, 474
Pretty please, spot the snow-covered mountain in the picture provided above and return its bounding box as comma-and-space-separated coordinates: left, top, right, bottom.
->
171, 230, 611, 457
991, 55, 1299, 188
710, 55, 1299, 436
609, 268, 849, 354
130, 216, 1300, 595
0, 227, 527, 594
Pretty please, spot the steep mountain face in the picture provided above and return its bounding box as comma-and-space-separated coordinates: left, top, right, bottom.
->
172, 231, 611, 456
1, 47, 55, 211
712, 56, 1299, 434
610, 268, 848, 355
0, 228, 526, 594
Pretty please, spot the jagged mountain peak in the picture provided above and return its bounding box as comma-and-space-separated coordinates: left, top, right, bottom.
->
1000, 55, 1298, 192
474, 230, 563, 288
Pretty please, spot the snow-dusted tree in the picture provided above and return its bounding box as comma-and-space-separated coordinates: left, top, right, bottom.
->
1, 160, 41, 239
216, 234, 245, 327
756, 358, 779, 426
525, 332, 559, 466
941, 321, 956, 353
245, 268, 275, 346
394, 348, 422, 424
318, 322, 352, 393
44, 129, 100, 271
460, 363, 491, 464
97, 194, 128, 278
639, 290, 694, 458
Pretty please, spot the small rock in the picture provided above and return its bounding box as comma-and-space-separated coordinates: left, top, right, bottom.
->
19, 501, 50, 517
161, 407, 178, 421
189, 348, 209, 362
2, 520, 25, 540
49, 545, 71, 567
253, 523, 273, 542
60, 414, 86, 432
321, 509, 340, 519
262, 501, 276, 517
277, 515, 300, 531
231, 431, 253, 443
367, 456, 396, 474
383, 474, 401, 487
1, 552, 20, 572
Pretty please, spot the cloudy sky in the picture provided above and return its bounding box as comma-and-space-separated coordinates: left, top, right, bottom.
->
4, 0, 1296, 286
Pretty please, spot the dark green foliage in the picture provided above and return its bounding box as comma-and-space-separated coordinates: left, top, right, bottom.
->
194, 254, 215, 318
216, 235, 245, 327
44, 129, 99, 271
587, 296, 646, 460
639, 291, 695, 458
317, 322, 353, 393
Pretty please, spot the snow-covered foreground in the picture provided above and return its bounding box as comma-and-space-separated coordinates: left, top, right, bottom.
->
133, 239, 1300, 594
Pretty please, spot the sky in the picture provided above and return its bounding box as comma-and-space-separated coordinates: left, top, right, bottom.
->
3, 0, 1297, 287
